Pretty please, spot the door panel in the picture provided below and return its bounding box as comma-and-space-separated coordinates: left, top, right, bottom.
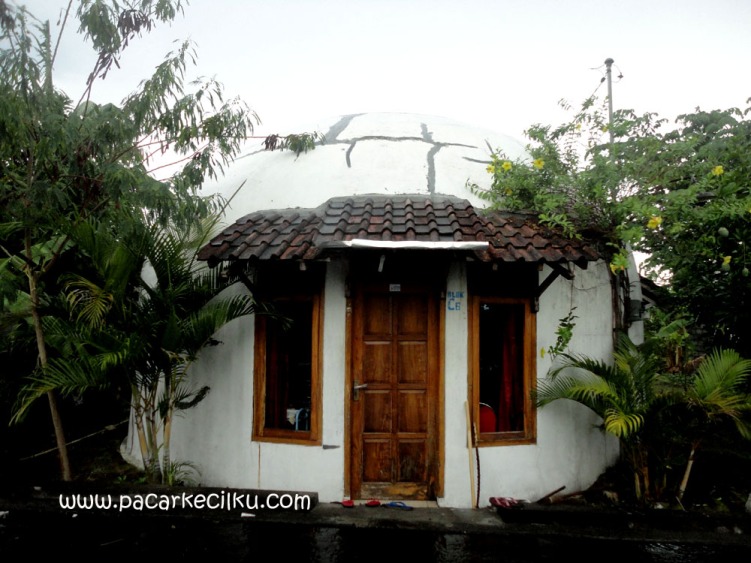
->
351, 282, 439, 500
363, 342, 391, 384
398, 441, 426, 482
363, 391, 391, 432
363, 441, 391, 482
398, 343, 428, 383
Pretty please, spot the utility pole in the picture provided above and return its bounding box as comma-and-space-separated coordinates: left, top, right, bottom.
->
605, 58, 615, 152
603, 57, 624, 336
604, 58, 618, 207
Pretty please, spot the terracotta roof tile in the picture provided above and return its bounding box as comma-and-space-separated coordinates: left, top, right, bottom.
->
198, 195, 602, 266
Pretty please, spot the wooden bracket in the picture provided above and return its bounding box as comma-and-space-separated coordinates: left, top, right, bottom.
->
534, 263, 575, 312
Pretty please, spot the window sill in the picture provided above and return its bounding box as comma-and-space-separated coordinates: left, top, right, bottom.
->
252, 431, 321, 446
476, 435, 536, 447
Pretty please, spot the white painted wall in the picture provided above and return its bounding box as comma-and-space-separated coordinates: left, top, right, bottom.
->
441, 262, 474, 507
123, 256, 625, 506
128, 263, 352, 501
438, 260, 622, 508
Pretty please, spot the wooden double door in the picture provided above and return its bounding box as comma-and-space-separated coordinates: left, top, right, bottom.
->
349, 278, 440, 500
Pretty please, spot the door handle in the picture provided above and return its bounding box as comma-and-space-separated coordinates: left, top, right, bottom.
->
353, 381, 368, 401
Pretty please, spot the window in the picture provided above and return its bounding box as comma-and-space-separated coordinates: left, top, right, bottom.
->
253, 293, 322, 444
470, 296, 536, 445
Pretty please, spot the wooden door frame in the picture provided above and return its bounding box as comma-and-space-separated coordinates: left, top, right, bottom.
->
344, 262, 445, 500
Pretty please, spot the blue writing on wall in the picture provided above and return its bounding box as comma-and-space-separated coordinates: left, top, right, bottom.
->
447, 290, 464, 311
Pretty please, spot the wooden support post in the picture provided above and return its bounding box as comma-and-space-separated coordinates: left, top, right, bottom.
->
465, 401, 477, 509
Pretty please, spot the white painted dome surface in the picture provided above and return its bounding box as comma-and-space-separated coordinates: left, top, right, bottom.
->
209, 113, 527, 218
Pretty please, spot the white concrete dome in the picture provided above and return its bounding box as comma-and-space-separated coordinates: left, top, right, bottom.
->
124, 113, 632, 507
211, 112, 527, 216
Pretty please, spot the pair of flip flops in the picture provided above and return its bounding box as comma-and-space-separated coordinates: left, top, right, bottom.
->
381, 501, 413, 511
489, 497, 521, 509
333, 499, 413, 510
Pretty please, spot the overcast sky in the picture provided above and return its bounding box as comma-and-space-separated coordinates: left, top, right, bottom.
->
21, 0, 751, 150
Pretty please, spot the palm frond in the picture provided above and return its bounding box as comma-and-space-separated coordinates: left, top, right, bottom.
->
548, 353, 620, 381
539, 333, 665, 440
680, 348, 751, 440
69, 219, 143, 303
178, 294, 255, 356
692, 349, 751, 400
536, 371, 612, 411
159, 384, 211, 418
145, 224, 193, 291
65, 274, 114, 329
183, 211, 226, 273
12, 356, 109, 423
602, 408, 645, 438
41, 315, 99, 360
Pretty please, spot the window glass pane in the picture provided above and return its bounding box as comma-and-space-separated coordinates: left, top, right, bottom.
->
264, 300, 313, 431
478, 301, 525, 433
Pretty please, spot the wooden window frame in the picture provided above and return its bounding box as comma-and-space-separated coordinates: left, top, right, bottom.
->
252, 292, 323, 445
469, 295, 536, 446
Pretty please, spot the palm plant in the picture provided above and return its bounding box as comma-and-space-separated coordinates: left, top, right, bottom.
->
671, 349, 751, 502
14, 213, 255, 483
536, 333, 671, 501
538, 328, 751, 505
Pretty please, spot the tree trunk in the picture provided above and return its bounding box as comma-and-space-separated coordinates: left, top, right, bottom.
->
677, 443, 698, 502
45, 390, 71, 481
143, 390, 161, 483
161, 361, 177, 484
625, 440, 652, 503
28, 265, 72, 481
162, 367, 173, 484
162, 405, 173, 484
130, 387, 153, 478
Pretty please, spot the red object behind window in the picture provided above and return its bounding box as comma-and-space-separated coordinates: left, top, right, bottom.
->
479, 403, 496, 433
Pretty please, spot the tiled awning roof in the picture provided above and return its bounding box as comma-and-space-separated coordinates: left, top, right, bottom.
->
198, 195, 601, 266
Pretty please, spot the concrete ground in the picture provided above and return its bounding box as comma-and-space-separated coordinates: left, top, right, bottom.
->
3, 485, 751, 561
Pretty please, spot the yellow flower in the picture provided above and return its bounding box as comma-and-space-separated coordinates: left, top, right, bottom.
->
723, 255, 732, 265
575, 123, 582, 131
504, 188, 513, 196
533, 158, 544, 170
502, 161, 512, 171
486, 164, 496, 174
647, 216, 662, 229
712, 165, 724, 176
